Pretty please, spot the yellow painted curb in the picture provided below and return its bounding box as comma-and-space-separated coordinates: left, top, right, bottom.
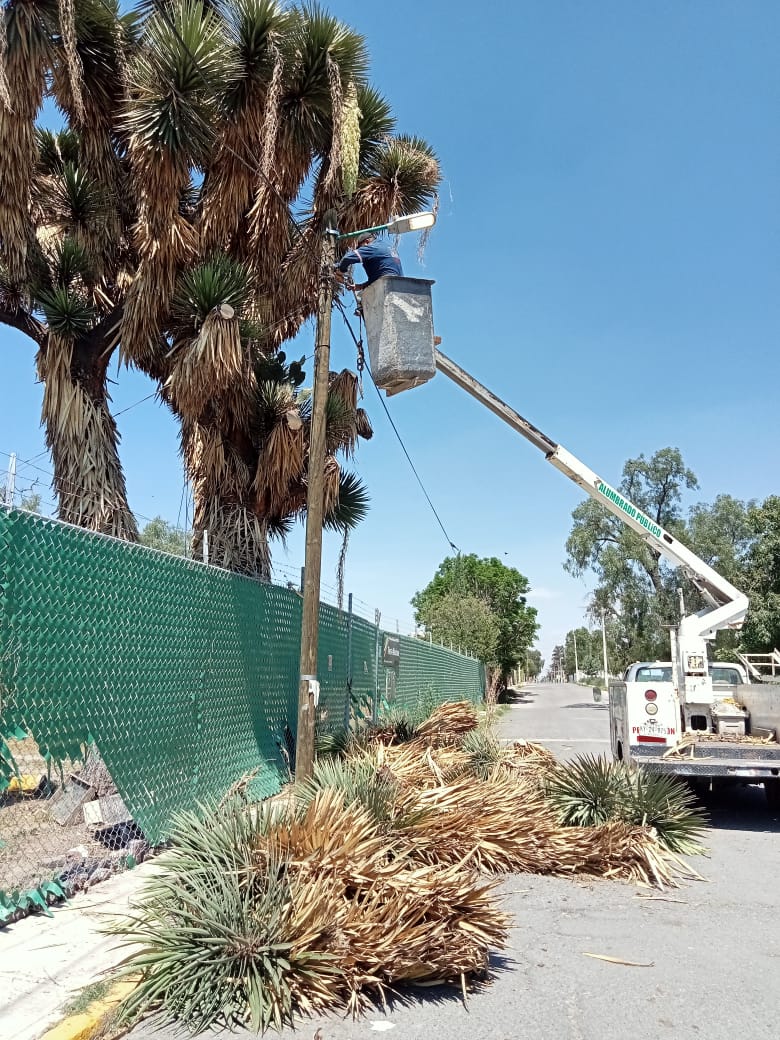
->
40, 979, 137, 1040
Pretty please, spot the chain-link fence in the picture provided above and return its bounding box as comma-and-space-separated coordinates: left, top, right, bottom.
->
0, 506, 484, 917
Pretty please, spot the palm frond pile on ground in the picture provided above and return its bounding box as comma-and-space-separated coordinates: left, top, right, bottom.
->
115, 700, 706, 1032
117, 790, 508, 1032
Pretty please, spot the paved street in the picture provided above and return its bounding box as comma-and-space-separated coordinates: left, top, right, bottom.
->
128, 683, 780, 1040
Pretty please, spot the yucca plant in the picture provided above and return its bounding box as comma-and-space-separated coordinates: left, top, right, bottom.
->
294, 755, 401, 826
545, 754, 628, 828
459, 727, 504, 781
115, 799, 340, 1033
546, 754, 707, 854
0, 0, 440, 576
622, 768, 707, 855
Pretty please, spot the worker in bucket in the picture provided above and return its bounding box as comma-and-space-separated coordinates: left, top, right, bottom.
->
335, 233, 403, 289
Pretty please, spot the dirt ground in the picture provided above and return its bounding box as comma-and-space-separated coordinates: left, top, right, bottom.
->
0, 737, 140, 895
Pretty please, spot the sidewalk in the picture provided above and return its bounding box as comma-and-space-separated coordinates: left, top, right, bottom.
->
1, 863, 152, 1040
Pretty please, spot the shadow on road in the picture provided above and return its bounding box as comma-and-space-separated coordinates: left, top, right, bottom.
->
698, 782, 780, 834
562, 701, 609, 711
502, 689, 538, 704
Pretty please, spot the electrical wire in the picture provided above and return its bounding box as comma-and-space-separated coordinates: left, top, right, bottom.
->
333, 297, 460, 554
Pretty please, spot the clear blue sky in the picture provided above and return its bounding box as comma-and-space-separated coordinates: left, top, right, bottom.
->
2, 1, 778, 662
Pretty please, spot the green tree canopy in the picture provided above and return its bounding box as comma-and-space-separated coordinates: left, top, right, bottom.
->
412, 554, 539, 694
566, 446, 780, 665
139, 516, 188, 556
741, 496, 780, 653
525, 648, 543, 679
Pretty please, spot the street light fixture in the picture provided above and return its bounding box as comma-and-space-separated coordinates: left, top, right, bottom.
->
335, 211, 437, 241
294, 211, 437, 781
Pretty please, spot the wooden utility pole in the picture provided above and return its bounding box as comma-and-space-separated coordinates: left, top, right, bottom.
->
295, 226, 337, 780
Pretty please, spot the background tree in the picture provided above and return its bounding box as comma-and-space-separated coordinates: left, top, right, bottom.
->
412, 554, 539, 700
740, 496, 780, 653
563, 625, 601, 678
566, 446, 780, 664
525, 648, 543, 680
566, 448, 699, 663
0, 0, 440, 573
139, 515, 188, 556
549, 644, 565, 680
423, 592, 499, 663
0, 486, 43, 513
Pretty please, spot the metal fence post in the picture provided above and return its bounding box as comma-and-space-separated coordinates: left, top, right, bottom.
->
373, 608, 381, 724
344, 593, 353, 730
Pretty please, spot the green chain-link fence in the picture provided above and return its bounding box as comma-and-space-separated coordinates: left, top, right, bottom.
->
0, 507, 484, 909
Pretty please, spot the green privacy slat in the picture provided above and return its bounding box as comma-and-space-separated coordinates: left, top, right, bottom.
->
0, 508, 483, 846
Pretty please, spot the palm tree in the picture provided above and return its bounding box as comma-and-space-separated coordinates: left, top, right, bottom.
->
0, 0, 441, 569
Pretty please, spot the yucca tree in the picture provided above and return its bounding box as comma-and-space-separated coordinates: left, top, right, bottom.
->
0, 0, 441, 569
0, 0, 139, 536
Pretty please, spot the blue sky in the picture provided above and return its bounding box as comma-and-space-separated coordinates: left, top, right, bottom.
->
2, 1, 778, 663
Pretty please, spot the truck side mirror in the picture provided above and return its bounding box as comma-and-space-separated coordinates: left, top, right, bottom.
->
592, 687, 602, 703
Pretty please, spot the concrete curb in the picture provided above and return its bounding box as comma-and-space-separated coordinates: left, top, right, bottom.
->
39, 980, 137, 1040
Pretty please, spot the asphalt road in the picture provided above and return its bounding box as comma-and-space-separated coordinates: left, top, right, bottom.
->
127, 682, 780, 1040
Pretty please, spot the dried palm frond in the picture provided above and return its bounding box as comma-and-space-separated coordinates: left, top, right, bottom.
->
117, 792, 509, 1030
354, 407, 373, 440
200, 0, 289, 250
58, 0, 84, 120
37, 337, 138, 539
253, 419, 304, 516
415, 700, 479, 746
400, 772, 691, 887
0, 1, 49, 282
122, 2, 235, 364
190, 497, 270, 578
0, 7, 11, 111
488, 739, 558, 789
183, 419, 252, 494
322, 454, 341, 517
166, 310, 249, 420
354, 741, 472, 792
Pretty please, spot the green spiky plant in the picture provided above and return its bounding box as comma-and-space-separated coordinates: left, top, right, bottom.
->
459, 727, 504, 781
622, 768, 707, 855
545, 754, 628, 828
295, 755, 400, 825
545, 754, 707, 853
114, 798, 340, 1033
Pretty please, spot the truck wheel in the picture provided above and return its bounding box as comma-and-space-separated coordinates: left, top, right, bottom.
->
764, 779, 780, 811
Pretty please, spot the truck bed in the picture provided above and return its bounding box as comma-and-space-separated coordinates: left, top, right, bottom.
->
633, 734, 780, 779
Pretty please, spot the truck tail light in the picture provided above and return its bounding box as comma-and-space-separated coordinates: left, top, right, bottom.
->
644, 689, 658, 701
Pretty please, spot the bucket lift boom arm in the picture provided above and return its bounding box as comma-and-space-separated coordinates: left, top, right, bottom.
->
433, 349, 748, 649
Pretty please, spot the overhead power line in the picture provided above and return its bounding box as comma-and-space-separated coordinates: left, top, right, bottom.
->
333, 298, 460, 555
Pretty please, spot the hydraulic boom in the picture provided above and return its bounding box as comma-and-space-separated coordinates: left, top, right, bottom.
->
434, 349, 749, 707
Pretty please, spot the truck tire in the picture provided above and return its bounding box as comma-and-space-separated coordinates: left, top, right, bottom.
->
764, 779, 780, 811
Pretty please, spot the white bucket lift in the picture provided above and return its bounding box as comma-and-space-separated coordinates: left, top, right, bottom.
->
361, 276, 436, 397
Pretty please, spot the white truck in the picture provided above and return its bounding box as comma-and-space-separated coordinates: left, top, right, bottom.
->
433, 350, 780, 805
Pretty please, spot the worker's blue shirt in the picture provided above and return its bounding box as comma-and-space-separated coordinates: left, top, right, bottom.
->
337, 241, 403, 285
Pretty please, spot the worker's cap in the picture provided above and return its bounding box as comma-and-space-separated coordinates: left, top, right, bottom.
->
356, 232, 376, 246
